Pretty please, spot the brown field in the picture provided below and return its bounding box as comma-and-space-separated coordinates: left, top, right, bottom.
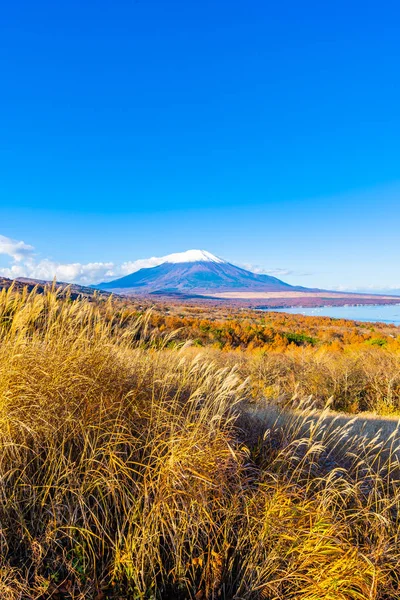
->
208, 290, 400, 300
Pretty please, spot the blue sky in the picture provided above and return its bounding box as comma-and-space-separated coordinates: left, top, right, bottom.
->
0, 0, 399, 290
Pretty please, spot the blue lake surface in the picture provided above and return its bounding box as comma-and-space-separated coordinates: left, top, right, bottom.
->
262, 304, 400, 326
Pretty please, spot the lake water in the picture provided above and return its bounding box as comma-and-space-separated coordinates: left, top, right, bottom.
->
262, 304, 400, 326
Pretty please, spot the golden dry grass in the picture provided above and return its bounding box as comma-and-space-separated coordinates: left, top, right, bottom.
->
213, 347, 400, 414
0, 286, 400, 599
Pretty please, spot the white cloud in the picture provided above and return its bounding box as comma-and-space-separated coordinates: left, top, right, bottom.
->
0, 234, 190, 285
0, 258, 117, 286
0, 235, 35, 261
333, 284, 400, 295
118, 256, 168, 275
239, 262, 292, 276
239, 263, 312, 278
0, 234, 120, 284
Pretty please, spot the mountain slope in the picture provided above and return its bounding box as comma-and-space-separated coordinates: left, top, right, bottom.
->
95, 250, 304, 294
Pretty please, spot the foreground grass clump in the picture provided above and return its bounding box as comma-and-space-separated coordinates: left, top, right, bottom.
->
0, 287, 399, 599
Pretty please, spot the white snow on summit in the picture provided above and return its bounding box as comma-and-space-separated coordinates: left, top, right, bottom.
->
163, 250, 225, 264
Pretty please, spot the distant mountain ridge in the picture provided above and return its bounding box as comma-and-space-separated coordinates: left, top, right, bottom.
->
94, 249, 308, 295
0, 276, 110, 299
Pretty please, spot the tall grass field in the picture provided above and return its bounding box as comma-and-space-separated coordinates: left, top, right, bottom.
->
1, 286, 400, 599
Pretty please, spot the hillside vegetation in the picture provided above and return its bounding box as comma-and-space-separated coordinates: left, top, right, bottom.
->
0, 286, 400, 599
126, 300, 400, 414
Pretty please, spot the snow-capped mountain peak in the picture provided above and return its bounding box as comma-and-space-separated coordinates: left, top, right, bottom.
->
96, 249, 297, 294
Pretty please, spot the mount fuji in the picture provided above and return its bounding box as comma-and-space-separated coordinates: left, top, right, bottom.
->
94, 250, 306, 295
